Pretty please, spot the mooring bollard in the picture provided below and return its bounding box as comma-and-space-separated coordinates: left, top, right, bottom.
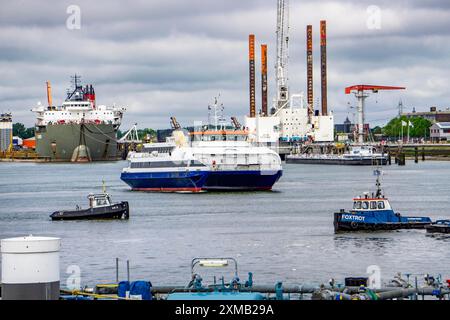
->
1, 235, 61, 300
398, 153, 406, 166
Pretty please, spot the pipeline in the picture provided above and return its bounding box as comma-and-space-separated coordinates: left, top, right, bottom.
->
148, 284, 450, 300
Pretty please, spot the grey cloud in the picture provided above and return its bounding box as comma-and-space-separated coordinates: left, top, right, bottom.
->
0, 0, 449, 129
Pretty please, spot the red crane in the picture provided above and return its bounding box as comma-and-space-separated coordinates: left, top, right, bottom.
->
345, 85, 406, 144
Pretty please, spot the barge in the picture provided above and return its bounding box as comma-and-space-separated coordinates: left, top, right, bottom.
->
287, 145, 388, 166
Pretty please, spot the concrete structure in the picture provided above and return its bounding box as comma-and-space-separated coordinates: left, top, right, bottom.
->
245, 116, 280, 147
402, 107, 450, 123
0, 113, 12, 152
1, 235, 61, 300
430, 122, 450, 142
245, 107, 334, 143
311, 114, 334, 142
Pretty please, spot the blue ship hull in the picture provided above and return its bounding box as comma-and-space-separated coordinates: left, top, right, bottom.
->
203, 170, 283, 191
334, 210, 432, 232
120, 171, 209, 192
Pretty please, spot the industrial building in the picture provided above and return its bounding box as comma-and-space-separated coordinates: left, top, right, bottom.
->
430, 122, 450, 142
402, 107, 450, 123
334, 117, 353, 134
0, 113, 13, 152
244, 5, 334, 147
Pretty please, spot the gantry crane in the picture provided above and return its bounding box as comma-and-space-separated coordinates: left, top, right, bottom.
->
345, 85, 405, 144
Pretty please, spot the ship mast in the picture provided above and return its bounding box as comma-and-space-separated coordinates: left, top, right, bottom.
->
274, 0, 290, 113
374, 168, 382, 198
208, 95, 225, 130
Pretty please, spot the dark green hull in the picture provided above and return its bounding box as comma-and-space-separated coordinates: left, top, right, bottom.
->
35, 123, 120, 161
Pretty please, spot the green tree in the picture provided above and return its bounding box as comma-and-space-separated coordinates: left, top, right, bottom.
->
13, 123, 26, 138
137, 128, 156, 140
383, 116, 432, 139
372, 126, 382, 135
12, 123, 35, 139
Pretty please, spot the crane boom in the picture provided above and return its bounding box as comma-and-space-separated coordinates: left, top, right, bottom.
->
170, 117, 181, 130
345, 85, 406, 95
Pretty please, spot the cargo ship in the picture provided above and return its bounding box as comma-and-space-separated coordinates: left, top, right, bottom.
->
32, 76, 126, 162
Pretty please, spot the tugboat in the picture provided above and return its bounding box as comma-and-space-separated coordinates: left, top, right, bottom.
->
50, 183, 129, 221
334, 169, 432, 232
426, 220, 450, 234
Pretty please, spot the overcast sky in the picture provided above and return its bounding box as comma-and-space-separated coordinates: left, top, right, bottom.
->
1, 0, 449, 130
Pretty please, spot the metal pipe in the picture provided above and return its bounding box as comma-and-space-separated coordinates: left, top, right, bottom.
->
249, 34, 256, 118
320, 20, 327, 116
126, 260, 130, 283
377, 288, 425, 300
306, 25, 313, 120
261, 44, 268, 116
46, 81, 53, 109
115, 258, 119, 283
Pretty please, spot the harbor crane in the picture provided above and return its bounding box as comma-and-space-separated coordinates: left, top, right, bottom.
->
118, 123, 140, 144
345, 85, 405, 144
170, 116, 181, 130
231, 116, 242, 130
273, 0, 290, 113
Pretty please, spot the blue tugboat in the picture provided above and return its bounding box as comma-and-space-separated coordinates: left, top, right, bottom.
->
334, 169, 432, 232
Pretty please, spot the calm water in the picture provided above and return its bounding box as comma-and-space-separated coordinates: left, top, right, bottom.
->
0, 160, 449, 287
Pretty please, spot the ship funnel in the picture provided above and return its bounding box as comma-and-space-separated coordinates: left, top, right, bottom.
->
46, 81, 53, 109
85, 84, 96, 108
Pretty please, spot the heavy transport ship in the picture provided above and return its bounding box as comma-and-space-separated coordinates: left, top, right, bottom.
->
32, 76, 126, 162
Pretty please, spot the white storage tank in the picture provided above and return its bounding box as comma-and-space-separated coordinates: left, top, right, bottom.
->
1, 235, 61, 300
0, 112, 13, 152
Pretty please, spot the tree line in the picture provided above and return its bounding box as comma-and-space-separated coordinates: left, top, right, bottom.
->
381, 116, 432, 138
13, 123, 35, 139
